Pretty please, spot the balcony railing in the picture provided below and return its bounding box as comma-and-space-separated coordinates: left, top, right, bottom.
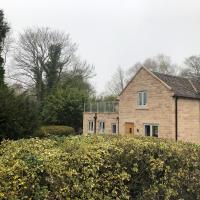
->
84, 101, 119, 113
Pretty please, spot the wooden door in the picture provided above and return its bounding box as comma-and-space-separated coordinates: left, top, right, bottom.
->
125, 122, 134, 135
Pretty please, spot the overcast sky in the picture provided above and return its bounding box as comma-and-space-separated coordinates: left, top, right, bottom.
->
1, 0, 200, 94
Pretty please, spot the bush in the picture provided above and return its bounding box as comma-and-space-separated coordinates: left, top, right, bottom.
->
0, 135, 200, 199
0, 86, 39, 140
35, 125, 75, 138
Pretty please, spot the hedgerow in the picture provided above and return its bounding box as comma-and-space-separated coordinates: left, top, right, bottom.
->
35, 125, 75, 138
0, 135, 200, 199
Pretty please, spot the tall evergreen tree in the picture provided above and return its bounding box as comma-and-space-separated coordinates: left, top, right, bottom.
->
0, 10, 9, 85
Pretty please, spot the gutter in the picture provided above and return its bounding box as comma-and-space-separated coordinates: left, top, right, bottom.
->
94, 113, 97, 134
175, 96, 178, 142
117, 117, 119, 135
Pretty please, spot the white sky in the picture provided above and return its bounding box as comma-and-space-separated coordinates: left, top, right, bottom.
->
1, 0, 200, 93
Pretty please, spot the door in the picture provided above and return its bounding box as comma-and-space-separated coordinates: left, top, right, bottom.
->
125, 122, 134, 135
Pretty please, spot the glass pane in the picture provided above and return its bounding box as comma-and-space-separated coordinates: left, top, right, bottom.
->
145, 125, 150, 136
152, 126, 158, 137
143, 92, 147, 105
112, 124, 117, 134
99, 122, 105, 133
139, 93, 142, 105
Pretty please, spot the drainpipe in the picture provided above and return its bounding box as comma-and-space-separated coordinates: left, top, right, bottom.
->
117, 117, 119, 135
94, 113, 97, 134
175, 96, 178, 142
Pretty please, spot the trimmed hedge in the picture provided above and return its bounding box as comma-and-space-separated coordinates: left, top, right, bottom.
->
35, 125, 75, 138
0, 136, 200, 199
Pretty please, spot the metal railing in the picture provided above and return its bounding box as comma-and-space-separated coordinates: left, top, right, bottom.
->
84, 101, 119, 113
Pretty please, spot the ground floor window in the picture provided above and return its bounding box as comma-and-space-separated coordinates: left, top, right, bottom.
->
111, 123, 117, 134
144, 124, 159, 137
99, 121, 105, 133
88, 120, 94, 133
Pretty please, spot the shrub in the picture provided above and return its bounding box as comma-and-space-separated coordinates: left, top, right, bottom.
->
36, 125, 75, 138
0, 135, 200, 199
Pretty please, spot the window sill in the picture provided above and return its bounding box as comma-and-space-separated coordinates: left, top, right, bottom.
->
136, 106, 149, 110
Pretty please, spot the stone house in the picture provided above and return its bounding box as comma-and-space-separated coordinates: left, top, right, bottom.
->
83, 67, 200, 143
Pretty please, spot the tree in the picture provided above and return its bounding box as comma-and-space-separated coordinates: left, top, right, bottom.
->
14, 27, 94, 103
106, 66, 127, 96
41, 87, 89, 132
0, 87, 39, 140
106, 54, 179, 96
14, 27, 81, 102
0, 10, 9, 85
179, 55, 200, 78
128, 54, 179, 81
44, 44, 64, 93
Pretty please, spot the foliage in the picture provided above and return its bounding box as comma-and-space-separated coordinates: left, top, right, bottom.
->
0, 135, 200, 199
41, 87, 88, 131
35, 125, 75, 138
45, 44, 64, 93
0, 86, 39, 140
0, 9, 9, 85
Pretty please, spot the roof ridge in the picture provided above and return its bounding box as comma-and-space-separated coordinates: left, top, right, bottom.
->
152, 71, 187, 79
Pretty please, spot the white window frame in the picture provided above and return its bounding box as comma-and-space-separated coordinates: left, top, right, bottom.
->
99, 121, 105, 133
138, 91, 147, 106
111, 123, 117, 134
88, 120, 94, 133
144, 124, 159, 137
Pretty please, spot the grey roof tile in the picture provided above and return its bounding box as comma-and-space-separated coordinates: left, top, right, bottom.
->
153, 72, 200, 99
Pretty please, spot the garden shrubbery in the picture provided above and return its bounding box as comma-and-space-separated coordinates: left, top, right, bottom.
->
0, 135, 200, 199
35, 125, 75, 138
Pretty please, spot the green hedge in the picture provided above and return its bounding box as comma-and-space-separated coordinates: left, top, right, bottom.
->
35, 125, 75, 138
0, 136, 200, 199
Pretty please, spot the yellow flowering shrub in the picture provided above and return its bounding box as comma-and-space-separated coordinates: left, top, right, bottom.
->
0, 135, 200, 199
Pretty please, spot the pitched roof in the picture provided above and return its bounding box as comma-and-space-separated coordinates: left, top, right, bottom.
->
153, 71, 200, 99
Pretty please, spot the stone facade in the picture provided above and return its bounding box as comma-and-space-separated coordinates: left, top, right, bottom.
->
177, 98, 200, 143
83, 67, 200, 143
83, 112, 119, 135
118, 68, 176, 139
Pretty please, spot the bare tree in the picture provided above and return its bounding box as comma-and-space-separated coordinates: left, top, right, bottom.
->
15, 28, 86, 102
105, 54, 179, 96
2, 31, 14, 68
179, 55, 200, 78
106, 66, 126, 96
127, 54, 179, 81
70, 57, 95, 80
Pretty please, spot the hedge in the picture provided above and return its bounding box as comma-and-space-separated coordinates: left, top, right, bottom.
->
0, 135, 200, 199
35, 125, 75, 138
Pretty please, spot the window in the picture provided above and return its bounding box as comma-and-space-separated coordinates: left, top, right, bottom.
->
111, 123, 117, 134
88, 120, 94, 133
99, 121, 105, 133
144, 124, 158, 137
138, 91, 147, 106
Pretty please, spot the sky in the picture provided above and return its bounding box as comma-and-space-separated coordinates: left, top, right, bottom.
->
1, 0, 200, 94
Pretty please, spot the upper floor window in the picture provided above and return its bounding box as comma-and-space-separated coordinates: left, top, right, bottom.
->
138, 91, 147, 106
99, 121, 105, 133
